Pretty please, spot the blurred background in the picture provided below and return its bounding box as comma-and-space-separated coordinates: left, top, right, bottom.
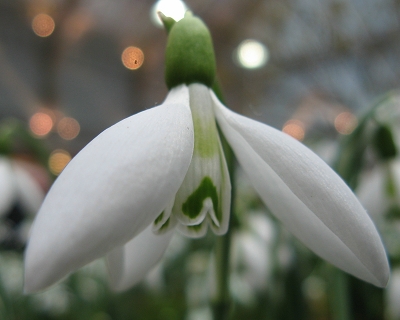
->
0, 0, 400, 319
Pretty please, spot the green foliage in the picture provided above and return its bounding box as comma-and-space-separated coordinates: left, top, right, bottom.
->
372, 125, 398, 160
0, 118, 50, 171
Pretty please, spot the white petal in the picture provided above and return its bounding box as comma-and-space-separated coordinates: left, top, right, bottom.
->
176, 217, 208, 238
213, 93, 389, 287
24, 85, 194, 293
0, 158, 17, 216
173, 84, 231, 237
107, 225, 174, 292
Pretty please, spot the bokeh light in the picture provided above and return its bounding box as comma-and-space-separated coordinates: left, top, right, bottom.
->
150, 0, 187, 27
32, 13, 55, 37
48, 149, 71, 176
236, 39, 269, 69
57, 117, 80, 140
334, 111, 358, 135
63, 12, 93, 41
121, 46, 144, 70
29, 112, 54, 137
282, 119, 305, 141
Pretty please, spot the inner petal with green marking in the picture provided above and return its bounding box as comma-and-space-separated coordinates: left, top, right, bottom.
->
181, 176, 219, 225
174, 84, 231, 238
151, 83, 231, 238
152, 196, 177, 235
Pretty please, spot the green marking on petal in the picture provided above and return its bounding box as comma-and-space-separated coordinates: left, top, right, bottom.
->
189, 84, 219, 158
187, 224, 204, 232
154, 211, 164, 225
191, 113, 219, 158
153, 215, 177, 235
182, 176, 219, 220
158, 218, 171, 231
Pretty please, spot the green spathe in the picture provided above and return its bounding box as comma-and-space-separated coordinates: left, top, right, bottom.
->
165, 12, 216, 89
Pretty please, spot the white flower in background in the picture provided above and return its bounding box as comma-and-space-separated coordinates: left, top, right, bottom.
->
357, 160, 400, 258
24, 13, 389, 294
228, 212, 276, 305
0, 157, 45, 249
357, 161, 400, 222
231, 213, 274, 293
386, 268, 400, 320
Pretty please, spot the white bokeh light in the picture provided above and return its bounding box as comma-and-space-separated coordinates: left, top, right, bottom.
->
150, 0, 188, 27
235, 39, 269, 69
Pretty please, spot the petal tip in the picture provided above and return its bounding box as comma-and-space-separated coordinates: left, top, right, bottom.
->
374, 262, 391, 288
23, 269, 49, 294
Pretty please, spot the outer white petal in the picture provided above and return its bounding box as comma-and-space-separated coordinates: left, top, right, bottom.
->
24, 85, 194, 293
0, 158, 17, 216
106, 225, 174, 292
212, 93, 389, 287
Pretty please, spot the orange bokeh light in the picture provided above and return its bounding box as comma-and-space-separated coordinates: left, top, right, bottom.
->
282, 119, 305, 141
121, 46, 144, 70
334, 112, 358, 135
29, 112, 54, 137
57, 117, 80, 140
32, 13, 55, 37
48, 149, 71, 175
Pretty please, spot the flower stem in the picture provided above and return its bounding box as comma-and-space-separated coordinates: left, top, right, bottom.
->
212, 105, 236, 319
212, 223, 233, 320
330, 269, 351, 320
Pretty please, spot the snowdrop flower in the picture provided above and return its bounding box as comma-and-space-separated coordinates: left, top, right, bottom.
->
0, 157, 44, 250
24, 13, 389, 293
357, 161, 400, 221
231, 213, 274, 292
357, 160, 400, 257
386, 268, 400, 319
